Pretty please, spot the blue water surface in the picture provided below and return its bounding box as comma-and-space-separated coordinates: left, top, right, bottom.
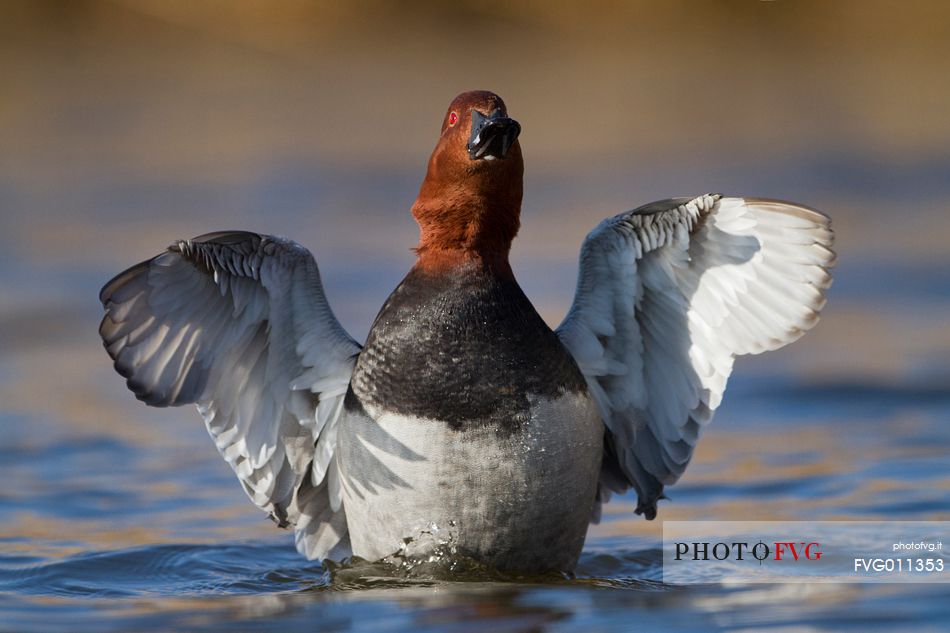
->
2, 369, 948, 632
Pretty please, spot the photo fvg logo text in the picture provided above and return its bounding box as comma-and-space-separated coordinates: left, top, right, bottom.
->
663, 521, 948, 584
673, 540, 823, 563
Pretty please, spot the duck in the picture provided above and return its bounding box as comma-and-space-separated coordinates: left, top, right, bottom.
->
99, 90, 835, 573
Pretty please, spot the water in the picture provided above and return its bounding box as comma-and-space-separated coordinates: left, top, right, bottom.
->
3, 3, 950, 631
2, 356, 948, 631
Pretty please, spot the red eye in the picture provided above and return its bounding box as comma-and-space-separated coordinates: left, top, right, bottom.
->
448, 111, 459, 126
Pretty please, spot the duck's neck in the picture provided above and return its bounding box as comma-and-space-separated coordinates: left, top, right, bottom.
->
410, 155, 523, 266
413, 246, 515, 278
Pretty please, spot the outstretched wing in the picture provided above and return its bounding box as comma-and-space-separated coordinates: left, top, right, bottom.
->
556, 195, 834, 520
99, 231, 361, 560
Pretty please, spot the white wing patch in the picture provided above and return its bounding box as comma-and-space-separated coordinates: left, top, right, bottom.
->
99, 231, 361, 561
556, 195, 835, 520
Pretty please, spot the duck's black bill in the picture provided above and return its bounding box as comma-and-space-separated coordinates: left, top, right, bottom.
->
467, 109, 521, 160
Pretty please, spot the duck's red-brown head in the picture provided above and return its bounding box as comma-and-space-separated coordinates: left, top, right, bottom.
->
411, 91, 523, 267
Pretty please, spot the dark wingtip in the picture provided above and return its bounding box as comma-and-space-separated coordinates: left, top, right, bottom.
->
635, 502, 658, 521
99, 232, 260, 306
635, 492, 669, 521
190, 230, 263, 246
127, 375, 172, 408
99, 259, 151, 305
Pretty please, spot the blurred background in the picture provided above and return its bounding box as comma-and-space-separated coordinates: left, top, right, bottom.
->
1, 1, 948, 631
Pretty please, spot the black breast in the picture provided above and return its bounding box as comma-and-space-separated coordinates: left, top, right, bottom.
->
347, 263, 587, 432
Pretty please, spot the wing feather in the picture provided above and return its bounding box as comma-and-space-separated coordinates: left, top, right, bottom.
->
556, 195, 834, 520
100, 231, 361, 560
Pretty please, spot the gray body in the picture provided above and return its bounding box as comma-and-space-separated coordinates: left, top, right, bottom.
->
337, 262, 603, 572
338, 392, 602, 571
